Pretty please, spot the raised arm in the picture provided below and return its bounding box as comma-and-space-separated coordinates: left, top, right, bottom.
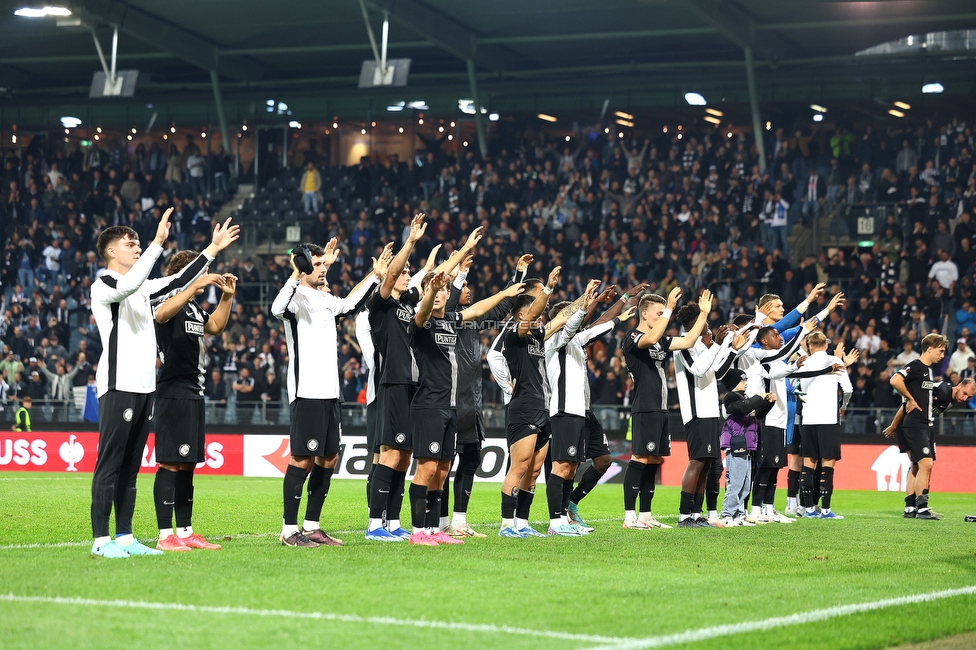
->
93, 209, 173, 305
668, 290, 714, 351
516, 266, 560, 338
155, 274, 224, 324
336, 243, 392, 315
415, 272, 447, 328
638, 287, 682, 348
145, 217, 239, 304
381, 213, 426, 299
433, 226, 484, 276
205, 274, 237, 335
461, 282, 525, 322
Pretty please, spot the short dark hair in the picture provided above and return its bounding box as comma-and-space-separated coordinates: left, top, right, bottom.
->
166, 250, 200, 276
732, 314, 754, 328
757, 325, 777, 343
638, 293, 666, 315
511, 294, 536, 320
675, 303, 700, 330
547, 300, 571, 321
97, 226, 138, 262
305, 244, 326, 257
523, 277, 544, 290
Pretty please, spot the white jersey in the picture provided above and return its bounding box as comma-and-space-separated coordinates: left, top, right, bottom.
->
798, 350, 852, 425
355, 309, 376, 405
755, 329, 810, 429
91, 242, 212, 397
544, 308, 588, 417
272, 277, 377, 402
487, 317, 516, 405
674, 335, 735, 424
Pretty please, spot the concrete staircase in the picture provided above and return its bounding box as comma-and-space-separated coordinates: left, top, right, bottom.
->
217, 184, 253, 223
787, 208, 858, 264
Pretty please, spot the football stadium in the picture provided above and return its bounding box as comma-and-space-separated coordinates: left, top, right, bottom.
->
2, 1, 976, 648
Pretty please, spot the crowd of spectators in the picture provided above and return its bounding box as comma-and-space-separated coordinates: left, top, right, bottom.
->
3, 112, 976, 424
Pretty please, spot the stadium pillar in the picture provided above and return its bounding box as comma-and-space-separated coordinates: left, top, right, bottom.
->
210, 69, 231, 164
466, 59, 488, 160
744, 46, 766, 174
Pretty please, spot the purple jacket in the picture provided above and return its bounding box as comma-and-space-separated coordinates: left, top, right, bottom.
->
721, 391, 773, 451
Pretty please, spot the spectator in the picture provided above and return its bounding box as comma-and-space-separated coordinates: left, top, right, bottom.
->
949, 338, 975, 375
300, 162, 322, 214
232, 367, 257, 425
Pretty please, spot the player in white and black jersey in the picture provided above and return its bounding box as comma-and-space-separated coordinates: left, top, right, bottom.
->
272, 239, 391, 547
152, 251, 237, 552
406, 272, 525, 546
884, 372, 975, 517
543, 281, 617, 536
619, 288, 712, 530
438, 254, 532, 539
88, 213, 238, 559
497, 266, 562, 538
673, 304, 748, 528
889, 333, 951, 520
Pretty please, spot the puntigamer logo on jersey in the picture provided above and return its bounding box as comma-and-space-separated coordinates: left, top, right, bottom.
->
434, 333, 457, 346
185, 321, 205, 336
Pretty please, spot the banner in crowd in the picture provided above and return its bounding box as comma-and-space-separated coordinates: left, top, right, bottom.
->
2, 432, 974, 494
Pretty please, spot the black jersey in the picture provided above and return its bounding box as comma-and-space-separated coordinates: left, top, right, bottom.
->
897, 359, 937, 427
155, 299, 210, 399
621, 329, 674, 413
933, 380, 953, 414
412, 312, 463, 408
367, 288, 420, 386
503, 326, 549, 421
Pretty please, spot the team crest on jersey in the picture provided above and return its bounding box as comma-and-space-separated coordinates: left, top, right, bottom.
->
707, 444, 712, 453
395, 433, 406, 444
429, 442, 441, 454
568, 446, 577, 457
307, 439, 319, 451
179, 444, 190, 457
774, 455, 780, 463
122, 408, 133, 422
185, 321, 204, 336
922, 446, 930, 455
646, 442, 655, 451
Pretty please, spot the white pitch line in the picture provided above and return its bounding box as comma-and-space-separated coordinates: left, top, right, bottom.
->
0, 594, 626, 645
591, 584, 976, 649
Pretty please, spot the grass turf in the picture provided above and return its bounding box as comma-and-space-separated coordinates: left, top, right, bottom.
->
1, 472, 975, 649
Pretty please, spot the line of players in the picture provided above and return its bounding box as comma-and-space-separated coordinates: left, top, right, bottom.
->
94, 210, 968, 557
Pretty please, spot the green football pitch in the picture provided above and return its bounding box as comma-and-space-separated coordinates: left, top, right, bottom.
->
1, 472, 975, 649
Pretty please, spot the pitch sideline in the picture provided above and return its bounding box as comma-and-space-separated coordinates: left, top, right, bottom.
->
590, 585, 976, 649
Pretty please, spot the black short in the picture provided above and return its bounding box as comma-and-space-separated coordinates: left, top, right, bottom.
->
902, 426, 936, 464
365, 401, 380, 454
786, 424, 802, 455
456, 407, 486, 446
97, 389, 153, 463
377, 383, 415, 451
895, 427, 910, 454
289, 398, 341, 457
585, 411, 611, 459
800, 423, 842, 460
631, 412, 671, 457
550, 414, 587, 462
506, 408, 551, 451
758, 425, 787, 468
686, 418, 722, 460
411, 407, 457, 460
154, 397, 206, 463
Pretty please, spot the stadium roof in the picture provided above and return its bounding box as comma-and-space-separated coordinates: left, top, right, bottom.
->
1, 0, 975, 125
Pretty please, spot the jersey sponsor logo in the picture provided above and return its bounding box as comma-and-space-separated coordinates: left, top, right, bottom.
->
396, 308, 413, 322
568, 445, 577, 457
921, 381, 937, 389
179, 444, 190, 457
307, 439, 319, 451
528, 343, 545, 357
395, 432, 406, 444
434, 333, 457, 346
185, 321, 205, 336
429, 441, 441, 454
648, 349, 667, 361
122, 408, 133, 422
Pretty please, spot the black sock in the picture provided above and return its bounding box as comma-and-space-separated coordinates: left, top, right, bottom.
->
764, 470, 777, 507
819, 466, 834, 510
800, 466, 815, 508
304, 465, 333, 525
813, 463, 823, 503
440, 483, 450, 518
426, 490, 443, 529
368, 464, 394, 519
562, 473, 574, 513
516, 488, 535, 521
388, 470, 407, 521
623, 460, 643, 511
679, 490, 695, 516
787, 469, 800, 499
706, 459, 722, 511
501, 489, 518, 520
367, 463, 376, 504
174, 469, 194, 529
409, 483, 428, 530
639, 463, 659, 512
282, 464, 307, 526
905, 493, 916, 510
571, 465, 603, 504
546, 475, 565, 520
453, 446, 480, 514
916, 492, 930, 512
153, 468, 176, 531
692, 491, 705, 516
922, 488, 929, 496
752, 466, 765, 508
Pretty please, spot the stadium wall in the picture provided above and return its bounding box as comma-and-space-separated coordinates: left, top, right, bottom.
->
2, 431, 974, 494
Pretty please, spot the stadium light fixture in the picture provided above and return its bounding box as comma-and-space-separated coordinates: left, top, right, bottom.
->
704, 116, 721, 125
813, 114, 824, 122
60, 116, 81, 128
565, 135, 571, 142
407, 100, 428, 110
922, 82, 944, 94
418, 118, 424, 125
537, 113, 557, 123
14, 6, 71, 17
684, 92, 706, 106
677, 133, 683, 140
463, 141, 468, 147
810, 104, 827, 113
333, 122, 338, 128
450, 121, 455, 128
894, 101, 911, 110
438, 126, 444, 133
705, 108, 724, 117
727, 132, 733, 138
888, 109, 905, 118
447, 134, 453, 140
361, 128, 367, 134
386, 102, 405, 112
488, 113, 499, 122
614, 110, 634, 120
618, 132, 624, 138
288, 121, 301, 129
615, 118, 634, 128
398, 127, 404, 133
765, 121, 771, 130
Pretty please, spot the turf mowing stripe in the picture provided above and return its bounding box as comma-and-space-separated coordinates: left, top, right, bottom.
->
592, 585, 976, 649
0, 594, 628, 644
